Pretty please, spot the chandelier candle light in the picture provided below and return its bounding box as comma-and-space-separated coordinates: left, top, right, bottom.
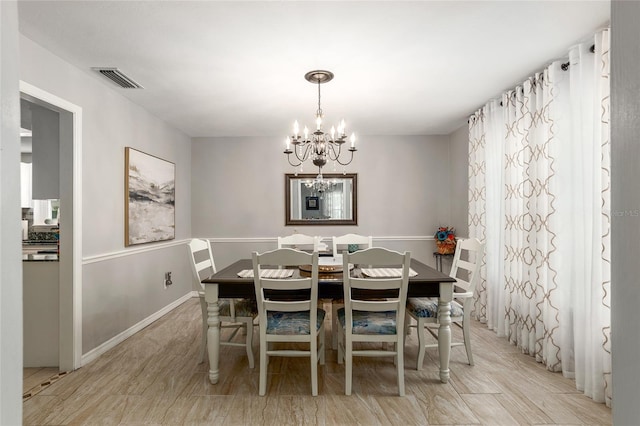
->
284, 70, 357, 183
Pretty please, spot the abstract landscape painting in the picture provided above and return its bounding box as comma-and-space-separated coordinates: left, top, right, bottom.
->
125, 148, 175, 246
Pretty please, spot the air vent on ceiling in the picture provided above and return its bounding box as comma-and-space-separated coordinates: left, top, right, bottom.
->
91, 67, 143, 89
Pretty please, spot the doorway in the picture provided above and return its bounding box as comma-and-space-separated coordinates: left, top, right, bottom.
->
20, 81, 82, 373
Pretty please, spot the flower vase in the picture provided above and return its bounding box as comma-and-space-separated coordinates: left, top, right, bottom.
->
436, 240, 456, 255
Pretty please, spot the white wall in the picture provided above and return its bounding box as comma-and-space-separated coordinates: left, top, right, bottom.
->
448, 124, 469, 238
611, 1, 640, 423
0, 2, 23, 424
191, 134, 455, 268
19, 35, 194, 356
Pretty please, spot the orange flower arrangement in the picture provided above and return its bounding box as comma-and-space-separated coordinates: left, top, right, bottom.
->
435, 226, 456, 254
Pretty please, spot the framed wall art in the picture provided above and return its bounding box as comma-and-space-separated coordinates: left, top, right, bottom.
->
306, 196, 319, 210
124, 147, 175, 246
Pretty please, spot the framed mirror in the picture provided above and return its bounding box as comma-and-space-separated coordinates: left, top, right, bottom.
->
285, 173, 358, 226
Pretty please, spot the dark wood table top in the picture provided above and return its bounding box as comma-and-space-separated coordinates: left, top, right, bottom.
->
203, 258, 456, 299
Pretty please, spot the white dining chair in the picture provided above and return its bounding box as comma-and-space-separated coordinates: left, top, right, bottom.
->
330, 233, 373, 350
252, 248, 325, 396
187, 238, 257, 367
332, 233, 373, 257
337, 247, 411, 396
277, 233, 321, 252
405, 238, 484, 369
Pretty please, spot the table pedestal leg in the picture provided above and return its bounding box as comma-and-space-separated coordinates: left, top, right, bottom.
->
205, 284, 220, 384
438, 282, 453, 383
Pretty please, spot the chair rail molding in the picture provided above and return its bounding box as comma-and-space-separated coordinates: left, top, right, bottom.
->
82, 238, 189, 264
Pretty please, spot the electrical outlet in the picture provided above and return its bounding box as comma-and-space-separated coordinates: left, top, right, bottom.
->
163, 271, 173, 289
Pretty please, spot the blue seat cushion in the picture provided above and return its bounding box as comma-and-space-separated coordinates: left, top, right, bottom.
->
337, 308, 398, 335
266, 309, 326, 335
219, 298, 258, 318
406, 297, 464, 319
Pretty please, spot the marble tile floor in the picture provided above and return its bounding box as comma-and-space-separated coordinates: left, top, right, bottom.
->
23, 298, 612, 425
23, 368, 68, 401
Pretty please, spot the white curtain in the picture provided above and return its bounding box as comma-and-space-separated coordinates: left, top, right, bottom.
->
468, 29, 611, 406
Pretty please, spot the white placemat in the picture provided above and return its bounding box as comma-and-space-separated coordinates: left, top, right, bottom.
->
237, 269, 295, 278
361, 268, 418, 278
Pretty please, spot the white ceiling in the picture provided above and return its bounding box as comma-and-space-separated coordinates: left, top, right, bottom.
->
17, 1, 610, 138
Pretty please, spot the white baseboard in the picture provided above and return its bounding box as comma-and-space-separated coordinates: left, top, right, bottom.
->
80, 291, 199, 366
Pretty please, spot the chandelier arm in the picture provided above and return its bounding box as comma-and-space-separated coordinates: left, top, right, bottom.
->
326, 143, 342, 161
294, 143, 313, 163
285, 153, 302, 168
333, 149, 356, 166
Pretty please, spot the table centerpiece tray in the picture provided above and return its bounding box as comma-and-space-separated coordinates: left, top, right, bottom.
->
299, 255, 354, 274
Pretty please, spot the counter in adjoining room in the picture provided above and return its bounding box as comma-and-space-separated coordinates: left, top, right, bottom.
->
23, 253, 59, 261
22, 241, 59, 261
23, 251, 59, 367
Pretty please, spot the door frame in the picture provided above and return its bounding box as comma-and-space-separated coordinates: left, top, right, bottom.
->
20, 81, 82, 371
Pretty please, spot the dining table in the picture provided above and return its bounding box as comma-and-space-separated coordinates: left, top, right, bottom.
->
202, 257, 457, 385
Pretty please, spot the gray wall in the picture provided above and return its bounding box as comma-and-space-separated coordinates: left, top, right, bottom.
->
191, 134, 456, 268
611, 1, 640, 423
19, 35, 194, 355
448, 124, 469, 238
30, 103, 60, 199
0, 2, 23, 423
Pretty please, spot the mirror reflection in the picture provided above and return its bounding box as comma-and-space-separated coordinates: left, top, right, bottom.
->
285, 173, 357, 226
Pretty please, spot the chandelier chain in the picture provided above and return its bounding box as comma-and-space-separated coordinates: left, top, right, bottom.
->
317, 79, 323, 117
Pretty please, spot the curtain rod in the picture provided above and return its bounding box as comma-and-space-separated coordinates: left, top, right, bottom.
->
561, 44, 596, 71
468, 43, 597, 122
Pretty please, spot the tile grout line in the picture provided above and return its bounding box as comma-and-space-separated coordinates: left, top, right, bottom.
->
23, 371, 70, 401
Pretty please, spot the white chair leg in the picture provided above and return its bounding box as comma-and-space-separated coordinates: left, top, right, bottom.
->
345, 342, 352, 395
337, 326, 344, 364
332, 302, 341, 349
259, 334, 268, 396
393, 342, 397, 366
319, 326, 326, 365
311, 338, 318, 396
199, 298, 207, 363
403, 315, 410, 346
397, 338, 405, 397
462, 314, 474, 366
246, 318, 255, 369
416, 317, 426, 371
199, 327, 206, 363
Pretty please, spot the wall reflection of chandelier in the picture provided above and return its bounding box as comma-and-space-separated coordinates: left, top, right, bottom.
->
303, 175, 337, 194
284, 70, 357, 179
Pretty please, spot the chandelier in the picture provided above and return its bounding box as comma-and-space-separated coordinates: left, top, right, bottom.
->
284, 70, 357, 177
303, 175, 337, 195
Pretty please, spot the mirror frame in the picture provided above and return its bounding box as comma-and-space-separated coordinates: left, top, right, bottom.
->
285, 173, 358, 226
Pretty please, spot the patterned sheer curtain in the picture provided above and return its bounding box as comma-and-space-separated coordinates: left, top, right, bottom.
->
468, 29, 611, 406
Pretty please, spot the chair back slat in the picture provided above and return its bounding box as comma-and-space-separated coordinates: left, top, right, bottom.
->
351, 299, 398, 312
261, 278, 310, 291
264, 300, 310, 312
349, 278, 402, 291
